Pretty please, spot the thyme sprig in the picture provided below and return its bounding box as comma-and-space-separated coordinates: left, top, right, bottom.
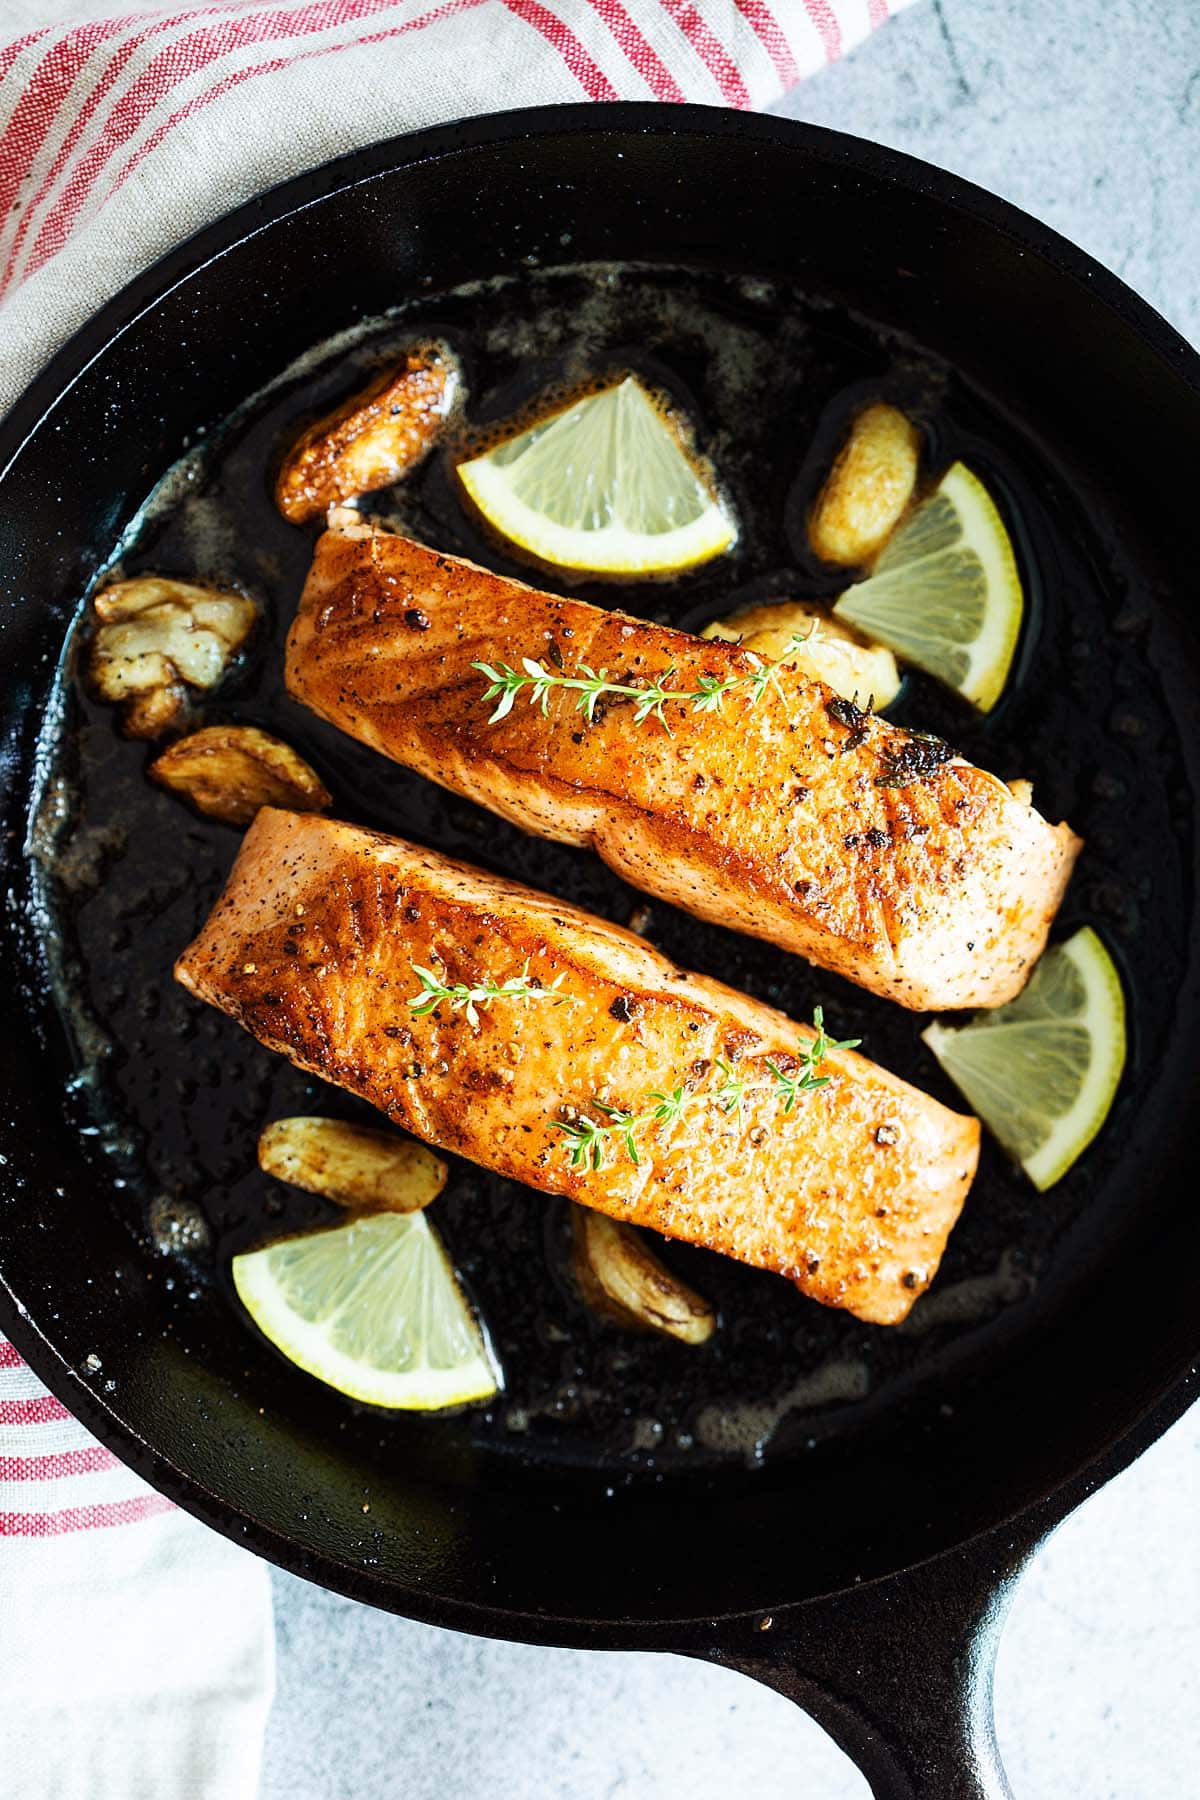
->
554, 1007, 861, 1171
472, 628, 817, 733
408, 959, 573, 1030
764, 1006, 860, 1112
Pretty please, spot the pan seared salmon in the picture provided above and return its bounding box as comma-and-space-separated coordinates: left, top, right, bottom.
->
176, 809, 980, 1325
285, 525, 1081, 1010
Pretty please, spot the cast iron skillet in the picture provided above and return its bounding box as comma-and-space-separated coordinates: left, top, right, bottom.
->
1, 106, 1198, 1799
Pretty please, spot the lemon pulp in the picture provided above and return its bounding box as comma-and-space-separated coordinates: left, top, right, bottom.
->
457, 377, 735, 576
232, 1210, 499, 1409
833, 461, 1023, 711
922, 927, 1126, 1191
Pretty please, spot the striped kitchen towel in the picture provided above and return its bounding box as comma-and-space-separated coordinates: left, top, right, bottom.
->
0, 1333, 274, 1799
1, 1, 908, 1793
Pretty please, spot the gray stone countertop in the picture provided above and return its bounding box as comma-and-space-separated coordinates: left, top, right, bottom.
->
263, 3, 1200, 1793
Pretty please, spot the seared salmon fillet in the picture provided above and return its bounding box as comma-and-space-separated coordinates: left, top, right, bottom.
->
285, 527, 1081, 1010
176, 809, 980, 1325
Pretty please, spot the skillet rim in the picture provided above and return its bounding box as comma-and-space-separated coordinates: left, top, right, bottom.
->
1, 102, 1198, 1644
5, 101, 1199, 462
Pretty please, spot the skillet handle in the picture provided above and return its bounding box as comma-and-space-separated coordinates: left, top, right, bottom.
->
703, 1527, 1041, 1799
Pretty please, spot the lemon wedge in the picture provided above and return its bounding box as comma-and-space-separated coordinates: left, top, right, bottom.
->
922, 927, 1126, 1192
833, 462, 1023, 711
232, 1210, 499, 1409
457, 377, 735, 576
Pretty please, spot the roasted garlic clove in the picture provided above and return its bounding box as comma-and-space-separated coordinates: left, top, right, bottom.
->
258, 1117, 447, 1213
809, 403, 920, 568
275, 346, 458, 524
89, 576, 257, 738
123, 684, 191, 739
149, 725, 331, 826
572, 1208, 716, 1345
703, 599, 901, 709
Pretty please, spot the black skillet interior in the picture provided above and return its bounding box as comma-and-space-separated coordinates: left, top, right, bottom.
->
1, 107, 1198, 1642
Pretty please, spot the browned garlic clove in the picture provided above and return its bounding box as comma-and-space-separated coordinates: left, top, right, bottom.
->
123, 684, 191, 739
258, 1117, 447, 1213
275, 345, 458, 524
809, 403, 921, 569
148, 725, 330, 826
89, 576, 257, 738
572, 1207, 716, 1345
702, 598, 901, 709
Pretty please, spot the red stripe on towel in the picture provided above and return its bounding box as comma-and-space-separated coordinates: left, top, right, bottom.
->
801, 0, 841, 59
0, 1494, 175, 1536
0, 1446, 121, 1479
0, 1395, 73, 1426
586, 0, 684, 99
662, 0, 749, 105
729, 0, 795, 83
500, 0, 617, 97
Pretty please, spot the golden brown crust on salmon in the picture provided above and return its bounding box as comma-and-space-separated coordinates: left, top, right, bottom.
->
284, 528, 1081, 1010
175, 809, 980, 1325
274, 351, 455, 523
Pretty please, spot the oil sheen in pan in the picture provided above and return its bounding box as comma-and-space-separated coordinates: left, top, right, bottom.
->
28, 259, 1186, 1478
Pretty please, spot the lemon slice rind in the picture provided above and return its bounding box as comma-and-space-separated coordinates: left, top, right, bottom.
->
921, 927, 1126, 1192
833, 462, 1023, 712
232, 1210, 499, 1410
